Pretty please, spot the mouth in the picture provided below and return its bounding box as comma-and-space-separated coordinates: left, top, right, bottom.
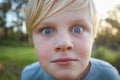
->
51, 58, 78, 66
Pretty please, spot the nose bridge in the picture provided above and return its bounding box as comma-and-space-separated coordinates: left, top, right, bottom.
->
57, 30, 71, 44
54, 30, 73, 51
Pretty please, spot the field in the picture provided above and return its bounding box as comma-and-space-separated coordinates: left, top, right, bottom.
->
0, 46, 37, 80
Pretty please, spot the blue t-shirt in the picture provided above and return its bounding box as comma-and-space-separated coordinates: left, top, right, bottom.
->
21, 58, 120, 80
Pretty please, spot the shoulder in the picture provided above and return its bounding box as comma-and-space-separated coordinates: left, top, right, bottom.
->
91, 58, 114, 68
90, 58, 120, 80
21, 62, 53, 80
22, 62, 41, 73
91, 58, 117, 71
21, 62, 42, 80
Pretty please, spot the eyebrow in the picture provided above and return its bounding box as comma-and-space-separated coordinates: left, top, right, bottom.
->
70, 19, 89, 25
40, 19, 91, 27
39, 21, 57, 27
71, 19, 92, 29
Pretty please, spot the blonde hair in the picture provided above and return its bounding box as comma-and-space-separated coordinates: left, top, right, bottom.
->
26, 0, 97, 37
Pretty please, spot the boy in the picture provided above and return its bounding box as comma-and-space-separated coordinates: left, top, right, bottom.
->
22, 0, 120, 80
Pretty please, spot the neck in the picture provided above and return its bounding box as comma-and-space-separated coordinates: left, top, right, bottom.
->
79, 62, 91, 80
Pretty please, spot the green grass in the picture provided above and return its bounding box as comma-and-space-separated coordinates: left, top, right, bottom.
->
0, 46, 37, 80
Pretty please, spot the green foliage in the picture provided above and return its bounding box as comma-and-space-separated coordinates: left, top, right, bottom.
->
92, 46, 120, 73
95, 4, 120, 50
0, 40, 31, 47
0, 46, 37, 80
0, 0, 28, 41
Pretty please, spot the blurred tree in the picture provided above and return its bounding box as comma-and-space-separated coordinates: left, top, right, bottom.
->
0, 0, 11, 40
0, 0, 28, 41
96, 4, 120, 50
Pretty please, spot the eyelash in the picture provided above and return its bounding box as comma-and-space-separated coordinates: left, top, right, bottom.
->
71, 24, 84, 32
72, 24, 84, 29
38, 25, 55, 35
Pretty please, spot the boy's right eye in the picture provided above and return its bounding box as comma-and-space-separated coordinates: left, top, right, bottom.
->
41, 27, 54, 36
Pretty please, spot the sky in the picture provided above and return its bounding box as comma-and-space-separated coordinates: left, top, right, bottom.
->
93, 0, 120, 14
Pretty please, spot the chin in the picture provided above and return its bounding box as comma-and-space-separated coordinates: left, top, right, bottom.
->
54, 76, 78, 80
52, 72, 79, 80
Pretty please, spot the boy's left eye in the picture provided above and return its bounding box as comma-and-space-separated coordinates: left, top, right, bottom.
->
72, 25, 83, 34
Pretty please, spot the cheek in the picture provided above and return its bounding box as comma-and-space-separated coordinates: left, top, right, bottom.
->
75, 38, 93, 58
33, 38, 52, 64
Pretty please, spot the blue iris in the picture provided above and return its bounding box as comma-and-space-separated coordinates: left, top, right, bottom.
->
72, 26, 83, 33
42, 28, 53, 35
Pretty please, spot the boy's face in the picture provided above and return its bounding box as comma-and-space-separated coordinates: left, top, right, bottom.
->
32, 3, 94, 80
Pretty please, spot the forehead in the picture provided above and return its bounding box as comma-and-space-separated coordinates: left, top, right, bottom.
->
41, 5, 91, 25
46, 7, 90, 21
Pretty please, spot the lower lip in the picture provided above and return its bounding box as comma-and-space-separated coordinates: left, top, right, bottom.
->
53, 61, 75, 66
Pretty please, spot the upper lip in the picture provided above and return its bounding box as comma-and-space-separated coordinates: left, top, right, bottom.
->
51, 58, 78, 62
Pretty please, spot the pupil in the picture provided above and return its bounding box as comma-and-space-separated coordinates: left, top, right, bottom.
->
74, 27, 80, 33
45, 28, 51, 34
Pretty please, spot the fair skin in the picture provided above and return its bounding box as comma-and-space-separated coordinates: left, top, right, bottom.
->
32, 2, 94, 80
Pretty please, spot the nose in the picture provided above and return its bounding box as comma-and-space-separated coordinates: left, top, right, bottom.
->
54, 35, 73, 52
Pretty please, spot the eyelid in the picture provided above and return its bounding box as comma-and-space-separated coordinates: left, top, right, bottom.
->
72, 24, 85, 28
70, 24, 84, 31
40, 23, 56, 28
38, 24, 56, 32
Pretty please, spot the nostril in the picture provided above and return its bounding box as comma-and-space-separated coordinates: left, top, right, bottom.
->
55, 46, 72, 52
67, 46, 72, 50
55, 47, 61, 51
54, 42, 73, 52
